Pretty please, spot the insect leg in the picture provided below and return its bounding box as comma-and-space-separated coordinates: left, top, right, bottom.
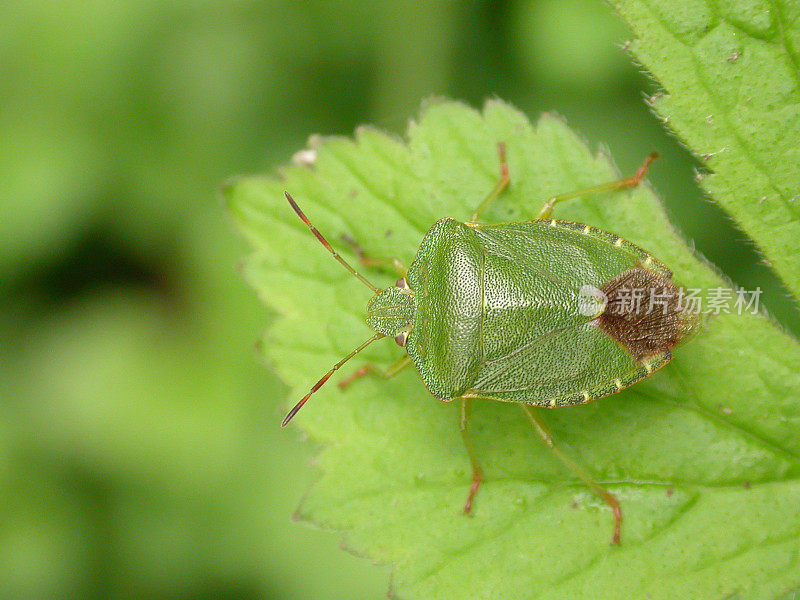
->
520, 404, 622, 545
459, 398, 484, 514
535, 152, 659, 220
340, 233, 407, 277
469, 141, 510, 223
338, 354, 412, 390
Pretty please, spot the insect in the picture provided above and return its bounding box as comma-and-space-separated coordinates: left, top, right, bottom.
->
280, 144, 697, 545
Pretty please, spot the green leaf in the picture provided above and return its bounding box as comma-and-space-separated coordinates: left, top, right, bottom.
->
225, 100, 800, 599
613, 0, 800, 299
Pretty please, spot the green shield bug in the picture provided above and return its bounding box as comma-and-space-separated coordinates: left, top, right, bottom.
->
281, 144, 698, 545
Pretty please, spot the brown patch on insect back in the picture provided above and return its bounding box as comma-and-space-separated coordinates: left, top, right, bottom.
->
596, 266, 695, 361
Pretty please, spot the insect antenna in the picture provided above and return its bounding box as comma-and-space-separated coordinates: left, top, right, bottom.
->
284, 192, 379, 293
281, 332, 385, 427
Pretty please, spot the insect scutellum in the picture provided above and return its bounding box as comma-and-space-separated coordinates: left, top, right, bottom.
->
281, 192, 408, 427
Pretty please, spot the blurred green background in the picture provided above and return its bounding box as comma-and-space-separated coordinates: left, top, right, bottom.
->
1, 1, 796, 599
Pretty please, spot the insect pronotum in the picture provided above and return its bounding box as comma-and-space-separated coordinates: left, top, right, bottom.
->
281, 144, 697, 545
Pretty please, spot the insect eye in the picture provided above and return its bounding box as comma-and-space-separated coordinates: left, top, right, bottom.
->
396, 278, 409, 290
394, 330, 409, 347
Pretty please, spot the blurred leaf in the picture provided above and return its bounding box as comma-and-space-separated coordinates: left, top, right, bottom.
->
613, 0, 800, 299
226, 100, 800, 599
